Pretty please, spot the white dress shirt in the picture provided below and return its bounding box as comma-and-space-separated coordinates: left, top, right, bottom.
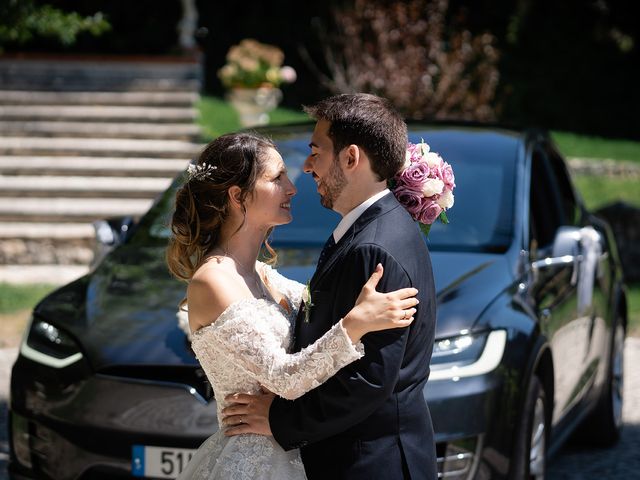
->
332, 189, 391, 243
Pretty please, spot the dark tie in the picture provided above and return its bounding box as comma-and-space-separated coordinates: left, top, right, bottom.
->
317, 234, 336, 270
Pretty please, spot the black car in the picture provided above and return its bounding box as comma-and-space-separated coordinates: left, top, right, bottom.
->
9, 123, 627, 479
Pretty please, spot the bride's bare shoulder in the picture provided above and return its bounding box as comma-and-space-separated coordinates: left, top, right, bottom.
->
188, 260, 249, 332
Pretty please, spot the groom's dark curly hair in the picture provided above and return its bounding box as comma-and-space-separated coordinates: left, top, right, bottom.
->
304, 93, 408, 181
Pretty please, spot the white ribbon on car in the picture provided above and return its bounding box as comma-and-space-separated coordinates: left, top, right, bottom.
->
576, 226, 602, 315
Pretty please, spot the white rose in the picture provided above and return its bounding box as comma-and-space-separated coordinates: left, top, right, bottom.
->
422, 178, 444, 197
437, 189, 455, 209
418, 142, 430, 155
425, 152, 442, 168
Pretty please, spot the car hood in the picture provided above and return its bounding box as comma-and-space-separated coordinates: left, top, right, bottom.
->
429, 251, 513, 338
34, 246, 513, 369
35, 245, 192, 370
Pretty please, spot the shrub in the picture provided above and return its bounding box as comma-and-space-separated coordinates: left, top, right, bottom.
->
303, 0, 500, 121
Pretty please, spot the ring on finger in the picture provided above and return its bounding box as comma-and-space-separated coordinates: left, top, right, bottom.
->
402, 310, 408, 320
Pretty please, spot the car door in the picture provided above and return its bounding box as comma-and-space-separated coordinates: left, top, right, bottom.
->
528, 144, 591, 423
544, 144, 607, 406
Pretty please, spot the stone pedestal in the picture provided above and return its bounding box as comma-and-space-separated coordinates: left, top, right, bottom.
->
227, 87, 282, 127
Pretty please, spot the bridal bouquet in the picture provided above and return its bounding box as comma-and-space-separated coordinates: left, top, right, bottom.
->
390, 141, 455, 236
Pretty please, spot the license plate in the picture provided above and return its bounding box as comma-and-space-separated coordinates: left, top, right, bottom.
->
132, 445, 197, 478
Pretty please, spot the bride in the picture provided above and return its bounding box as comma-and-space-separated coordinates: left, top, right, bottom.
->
166, 132, 419, 479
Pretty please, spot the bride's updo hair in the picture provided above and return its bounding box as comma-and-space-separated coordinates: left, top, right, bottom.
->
166, 132, 276, 282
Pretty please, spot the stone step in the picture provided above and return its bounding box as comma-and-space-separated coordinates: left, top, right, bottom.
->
0, 156, 189, 177
0, 236, 95, 266
0, 90, 198, 107
0, 121, 202, 141
0, 137, 202, 158
0, 197, 153, 222
0, 175, 173, 198
0, 222, 94, 239
0, 105, 197, 123
0, 265, 91, 285
0, 58, 201, 92
0, 223, 98, 265
0, 78, 201, 93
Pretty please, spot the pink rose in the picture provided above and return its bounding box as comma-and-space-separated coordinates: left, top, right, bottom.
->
397, 161, 430, 191
406, 142, 429, 164
393, 185, 424, 220
418, 200, 443, 225
441, 162, 456, 190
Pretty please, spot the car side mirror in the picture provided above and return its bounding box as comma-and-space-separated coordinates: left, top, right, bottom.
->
91, 216, 134, 267
531, 226, 583, 284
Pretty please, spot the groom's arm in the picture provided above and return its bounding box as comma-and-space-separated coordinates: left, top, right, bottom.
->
269, 243, 415, 450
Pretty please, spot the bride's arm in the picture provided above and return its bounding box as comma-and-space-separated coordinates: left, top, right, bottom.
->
195, 266, 417, 400
197, 303, 363, 400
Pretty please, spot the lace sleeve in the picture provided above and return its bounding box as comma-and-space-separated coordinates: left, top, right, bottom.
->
196, 300, 364, 400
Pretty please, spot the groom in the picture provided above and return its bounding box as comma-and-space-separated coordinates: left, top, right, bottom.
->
223, 93, 438, 479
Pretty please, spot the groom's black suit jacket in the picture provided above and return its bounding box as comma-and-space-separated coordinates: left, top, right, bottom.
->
270, 193, 438, 480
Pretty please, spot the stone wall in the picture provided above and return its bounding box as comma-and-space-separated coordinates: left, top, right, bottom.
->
0, 238, 93, 265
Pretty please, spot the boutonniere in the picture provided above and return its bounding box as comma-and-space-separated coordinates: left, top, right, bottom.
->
302, 281, 314, 323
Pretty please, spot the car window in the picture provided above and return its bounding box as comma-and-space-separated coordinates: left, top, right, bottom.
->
408, 130, 518, 252
127, 129, 519, 253
530, 147, 566, 249
545, 144, 581, 226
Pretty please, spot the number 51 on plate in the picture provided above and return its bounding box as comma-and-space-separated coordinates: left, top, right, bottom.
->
132, 445, 196, 478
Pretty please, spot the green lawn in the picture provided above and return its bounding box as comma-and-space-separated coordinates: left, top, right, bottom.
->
196, 95, 308, 140
0, 283, 56, 314
552, 131, 640, 163
550, 131, 640, 209
573, 175, 640, 210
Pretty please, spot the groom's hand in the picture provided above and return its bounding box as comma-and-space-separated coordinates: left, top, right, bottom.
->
221, 390, 275, 437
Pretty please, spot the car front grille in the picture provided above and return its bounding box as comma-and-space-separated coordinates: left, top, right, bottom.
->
97, 365, 214, 402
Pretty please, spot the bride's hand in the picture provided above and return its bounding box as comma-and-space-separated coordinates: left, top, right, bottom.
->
342, 264, 419, 343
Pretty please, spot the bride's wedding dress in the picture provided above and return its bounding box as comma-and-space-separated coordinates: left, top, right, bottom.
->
177, 263, 364, 480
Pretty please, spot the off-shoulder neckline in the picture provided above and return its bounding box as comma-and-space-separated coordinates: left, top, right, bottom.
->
190, 295, 290, 341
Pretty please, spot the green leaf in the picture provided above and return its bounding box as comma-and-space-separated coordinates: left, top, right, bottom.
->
439, 211, 449, 224
419, 222, 432, 237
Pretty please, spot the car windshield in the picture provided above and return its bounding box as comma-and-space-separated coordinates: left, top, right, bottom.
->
128, 126, 519, 253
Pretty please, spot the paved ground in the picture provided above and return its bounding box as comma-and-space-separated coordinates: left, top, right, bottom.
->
1, 339, 639, 479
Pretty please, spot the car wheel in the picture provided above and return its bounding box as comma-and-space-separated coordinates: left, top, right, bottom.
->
511, 375, 548, 480
578, 320, 624, 446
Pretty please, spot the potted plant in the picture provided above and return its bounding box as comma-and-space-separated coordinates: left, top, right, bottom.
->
218, 39, 297, 126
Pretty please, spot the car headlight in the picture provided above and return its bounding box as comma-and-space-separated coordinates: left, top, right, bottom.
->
20, 317, 84, 368
430, 330, 507, 381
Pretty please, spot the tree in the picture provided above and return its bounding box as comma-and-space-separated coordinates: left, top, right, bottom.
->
0, 0, 110, 53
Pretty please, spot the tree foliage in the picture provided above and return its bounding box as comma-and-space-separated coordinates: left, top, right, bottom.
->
302, 0, 500, 121
0, 0, 110, 52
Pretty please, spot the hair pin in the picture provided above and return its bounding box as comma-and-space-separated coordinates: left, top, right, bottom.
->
187, 162, 218, 181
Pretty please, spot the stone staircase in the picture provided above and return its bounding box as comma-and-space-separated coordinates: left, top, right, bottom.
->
0, 57, 204, 283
